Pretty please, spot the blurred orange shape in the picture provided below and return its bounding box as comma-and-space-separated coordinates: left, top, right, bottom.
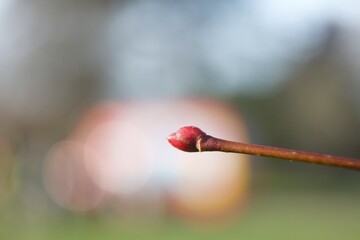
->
63, 98, 250, 220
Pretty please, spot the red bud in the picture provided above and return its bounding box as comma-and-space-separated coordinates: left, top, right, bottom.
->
167, 126, 206, 152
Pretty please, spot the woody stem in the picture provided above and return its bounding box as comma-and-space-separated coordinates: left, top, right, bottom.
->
199, 135, 360, 170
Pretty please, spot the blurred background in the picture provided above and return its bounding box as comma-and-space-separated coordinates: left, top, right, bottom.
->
1, 0, 360, 239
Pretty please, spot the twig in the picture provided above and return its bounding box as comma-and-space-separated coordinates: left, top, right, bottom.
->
167, 126, 360, 171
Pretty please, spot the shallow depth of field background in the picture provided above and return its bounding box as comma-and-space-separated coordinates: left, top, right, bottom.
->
1, 1, 360, 239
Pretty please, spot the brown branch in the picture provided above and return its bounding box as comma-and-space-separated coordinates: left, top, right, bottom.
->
168, 126, 360, 171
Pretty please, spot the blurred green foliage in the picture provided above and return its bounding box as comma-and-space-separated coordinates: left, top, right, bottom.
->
1, 191, 360, 240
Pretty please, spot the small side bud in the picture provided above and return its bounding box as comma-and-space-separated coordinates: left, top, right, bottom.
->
167, 126, 206, 152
